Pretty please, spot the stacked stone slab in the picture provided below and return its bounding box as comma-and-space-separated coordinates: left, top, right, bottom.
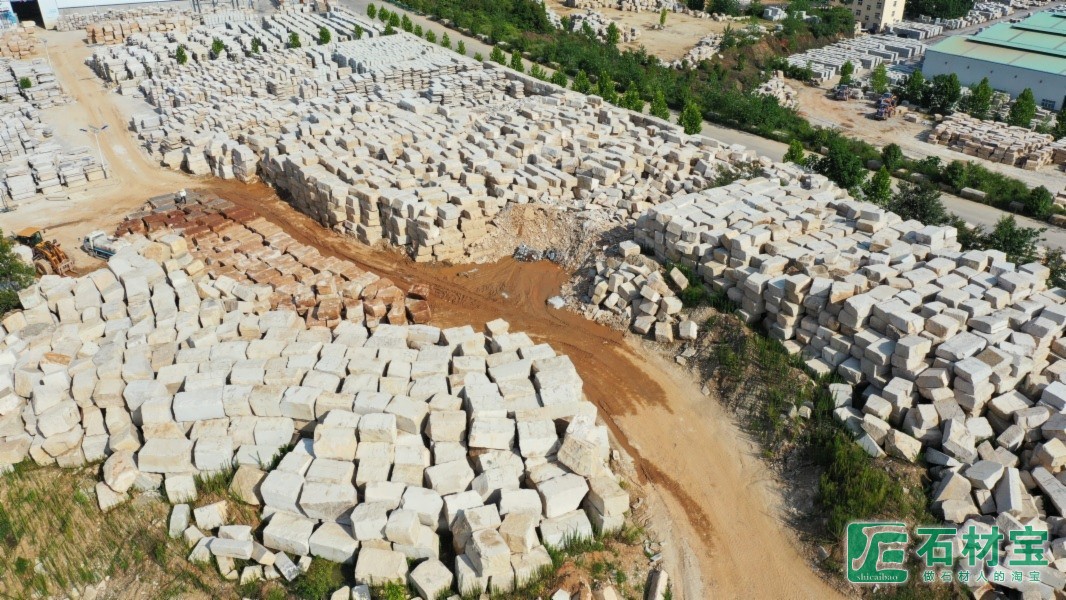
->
669, 25, 766, 69
0, 217, 629, 597
929, 113, 1064, 169
0, 22, 39, 60
786, 35, 926, 81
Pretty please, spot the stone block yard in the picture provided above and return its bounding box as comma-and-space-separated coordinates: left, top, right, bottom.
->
4, 2, 1066, 599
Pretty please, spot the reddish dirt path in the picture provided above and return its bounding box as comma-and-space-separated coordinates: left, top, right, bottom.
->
217, 181, 846, 599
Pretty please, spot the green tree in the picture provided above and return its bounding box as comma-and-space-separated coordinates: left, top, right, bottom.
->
251, 37, 262, 53
1025, 186, 1055, 219
898, 69, 926, 106
980, 216, 1043, 264
388, 13, 400, 29
441, 33, 451, 49
456, 40, 466, 55
414, 24, 423, 37
401, 14, 413, 32
425, 30, 437, 43
175, 45, 188, 65
597, 71, 618, 104
509, 50, 524, 73
679, 100, 703, 135
622, 86, 644, 112
862, 167, 893, 206
473, 52, 484, 62
383, 24, 396, 35
550, 70, 567, 87
784, 139, 805, 164
1007, 88, 1037, 128
606, 22, 621, 45
649, 88, 670, 120
710, 0, 741, 15
659, 8, 668, 26
529, 64, 547, 80
353, 25, 363, 40
963, 77, 993, 120
888, 181, 949, 225
869, 64, 889, 95
288, 32, 301, 48
880, 143, 904, 172
573, 70, 592, 94
378, 7, 389, 22
815, 138, 867, 189
490, 46, 506, 64
317, 26, 331, 45
366, 3, 376, 19
210, 37, 225, 58
0, 229, 36, 315
839, 60, 854, 86
1053, 106, 1066, 140
927, 73, 961, 114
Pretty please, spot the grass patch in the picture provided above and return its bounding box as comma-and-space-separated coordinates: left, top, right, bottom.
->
291, 558, 345, 599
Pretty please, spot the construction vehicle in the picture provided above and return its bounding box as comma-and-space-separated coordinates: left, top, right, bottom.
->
875, 92, 898, 120
833, 84, 861, 101
14, 227, 74, 276
82, 230, 126, 260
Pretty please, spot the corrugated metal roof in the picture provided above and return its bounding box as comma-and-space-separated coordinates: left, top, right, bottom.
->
926, 12, 1066, 76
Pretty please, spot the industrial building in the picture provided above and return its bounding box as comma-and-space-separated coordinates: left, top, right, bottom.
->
922, 11, 1066, 110
845, 0, 905, 32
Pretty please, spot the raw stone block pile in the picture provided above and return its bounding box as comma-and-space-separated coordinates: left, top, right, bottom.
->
634, 174, 1066, 594
114, 194, 429, 328
929, 113, 1063, 169
583, 245, 696, 342
0, 212, 629, 597
0, 22, 39, 60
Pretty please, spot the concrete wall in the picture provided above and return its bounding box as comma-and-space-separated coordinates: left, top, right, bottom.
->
922, 49, 1066, 110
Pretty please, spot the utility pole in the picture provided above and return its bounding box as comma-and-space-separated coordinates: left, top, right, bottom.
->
79, 124, 109, 170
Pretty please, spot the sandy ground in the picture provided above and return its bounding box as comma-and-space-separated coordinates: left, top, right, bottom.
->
794, 83, 1066, 194
0, 26, 849, 599
546, 0, 739, 61
0, 30, 194, 269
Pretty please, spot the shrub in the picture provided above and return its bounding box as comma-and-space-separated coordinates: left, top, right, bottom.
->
509, 50, 524, 73
287, 32, 301, 48
783, 139, 804, 164
317, 26, 331, 45
366, 3, 376, 19
401, 14, 413, 32
572, 70, 592, 94
425, 30, 437, 43
289, 559, 343, 600
210, 38, 225, 58
353, 25, 363, 40
550, 70, 567, 87
414, 24, 423, 37
473, 51, 484, 62
456, 40, 466, 54
175, 45, 188, 65
880, 143, 903, 172
441, 32, 451, 48
1025, 186, 1054, 219
0, 229, 35, 314
679, 100, 702, 135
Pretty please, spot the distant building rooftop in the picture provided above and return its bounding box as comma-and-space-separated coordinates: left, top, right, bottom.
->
926, 12, 1066, 77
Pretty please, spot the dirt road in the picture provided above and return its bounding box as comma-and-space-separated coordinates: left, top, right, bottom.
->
217, 182, 845, 599
0, 31, 191, 268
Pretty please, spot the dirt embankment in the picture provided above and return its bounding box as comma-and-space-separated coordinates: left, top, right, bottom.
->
219, 182, 846, 599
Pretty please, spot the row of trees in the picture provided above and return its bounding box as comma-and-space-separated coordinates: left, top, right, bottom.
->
898, 70, 1050, 129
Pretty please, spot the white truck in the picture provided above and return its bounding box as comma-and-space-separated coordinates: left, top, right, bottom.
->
81, 230, 127, 260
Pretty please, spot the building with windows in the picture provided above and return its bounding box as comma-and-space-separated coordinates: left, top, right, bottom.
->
922, 11, 1066, 110
846, 0, 905, 32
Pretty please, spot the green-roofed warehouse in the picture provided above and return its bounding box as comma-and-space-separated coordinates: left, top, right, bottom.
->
922, 11, 1066, 110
